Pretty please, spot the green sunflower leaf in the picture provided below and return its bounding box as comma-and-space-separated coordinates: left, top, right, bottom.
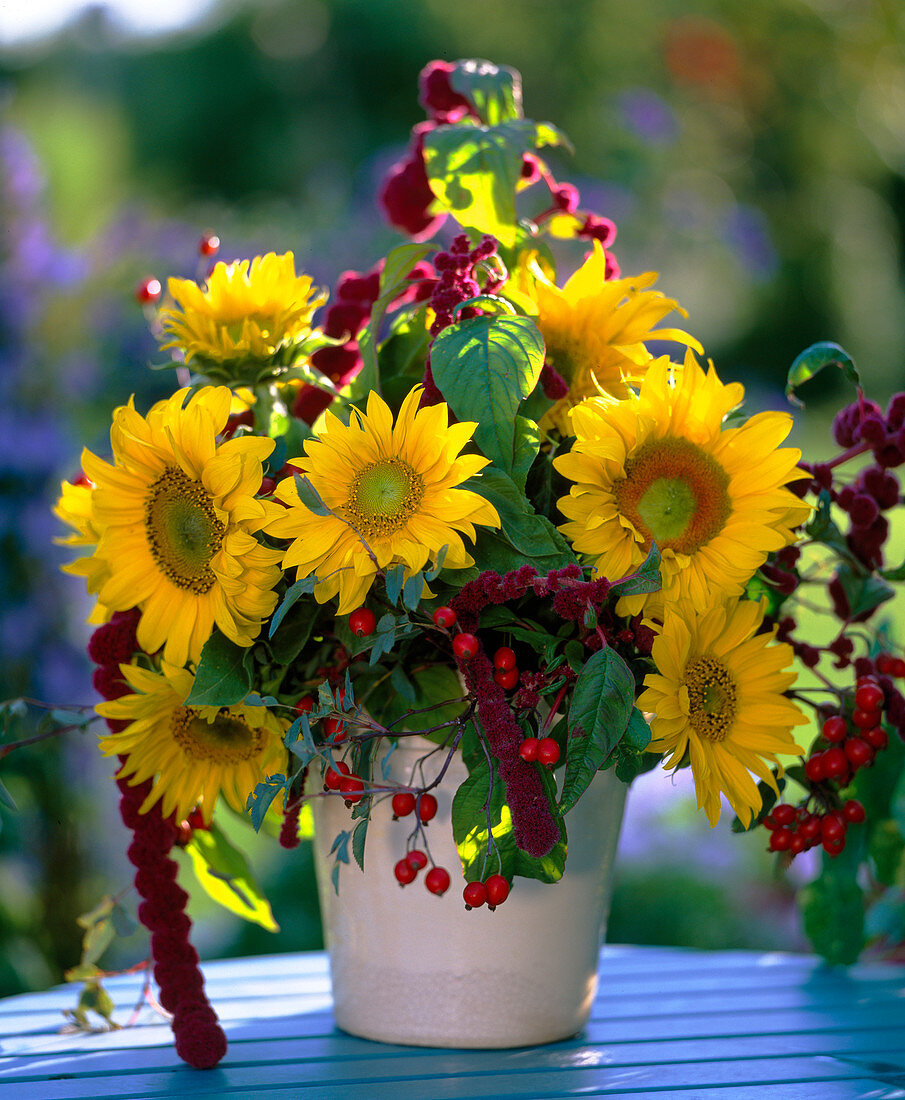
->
431, 314, 545, 479
448, 58, 523, 125
423, 119, 567, 248
786, 341, 860, 408
186, 630, 252, 706
561, 644, 635, 814
183, 822, 279, 932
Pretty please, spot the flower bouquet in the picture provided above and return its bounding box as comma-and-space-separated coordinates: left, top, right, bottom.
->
4, 58, 905, 1066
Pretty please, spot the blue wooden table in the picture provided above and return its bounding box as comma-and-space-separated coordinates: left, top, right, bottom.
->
1, 945, 904, 1098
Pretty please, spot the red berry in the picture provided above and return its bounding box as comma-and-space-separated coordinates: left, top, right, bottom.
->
493, 646, 517, 671
452, 632, 479, 660
135, 276, 161, 304
789, 833, 807, 855
463, 881, 487, 909
349, 607, 377, 637
843, 799, 866, 823
339, 775, 365, 803
772, 803, 796, 826
822, 746, 848, 779
406, 849, 428, 871
892, 658, 905, 678
432, 606, 457, 629
823, 835, 846, 856
392, 791, 416, 818
852, 707, 880, 729
804, 753, 826, 783
536, 737, 561, 767
519, 737, 539, 762
864, 725, 888, 750
484, 873, 510, 907
295, 695, 315, 715
769, 827, 793, 851
844, 738, 874, 768
324, 761, 351, 790
494, 667, 519, 690
855, 683, 884, 711
762, 814, 777, 831
425, 867, 451, 895
799, 815, 821, 842
394, 858, 416, 885
186, 808, 208, 831
199, 233, 220, 256
821, 813, 846, 842
418, 792, 438, 823
876, 653, 896, 675
821, 715, 848, 743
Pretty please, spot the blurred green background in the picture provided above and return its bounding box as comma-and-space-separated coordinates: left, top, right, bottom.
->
1, 0, 904, 999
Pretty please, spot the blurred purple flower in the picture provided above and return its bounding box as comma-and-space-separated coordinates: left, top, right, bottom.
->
724, 204, 778, 280
617, 88, 679, 146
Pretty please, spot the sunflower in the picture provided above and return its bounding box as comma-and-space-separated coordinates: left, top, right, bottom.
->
515, 241, 702, 434
637, 597, 808, 826
554, 354, 810, 616
266, 385, 500, 613
78, 386, 283, 667
158, 251, 327, 384
96, 662, 286, 824
53, 477, 110, 624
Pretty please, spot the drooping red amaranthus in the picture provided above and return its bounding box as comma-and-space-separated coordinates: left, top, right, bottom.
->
89, 615, 228, 1070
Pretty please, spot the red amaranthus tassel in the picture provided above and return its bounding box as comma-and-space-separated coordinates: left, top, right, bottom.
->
90, 614, 227, 1069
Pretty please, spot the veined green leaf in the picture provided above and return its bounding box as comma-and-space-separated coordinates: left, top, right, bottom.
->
185, 630, 252, 706
431, 315, 544, 479
561, 645, 635, 813
423, 120, 567, 247
184, 823, 279, 931
449, 58, 523, 125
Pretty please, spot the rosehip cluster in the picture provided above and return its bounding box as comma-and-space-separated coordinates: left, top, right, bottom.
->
764, 799, 865, 857
462, 873, 511, 911
518, 735, 561, 767
391, 790, 438, 823
393, 851, 451, 895
806, 678, 887, 791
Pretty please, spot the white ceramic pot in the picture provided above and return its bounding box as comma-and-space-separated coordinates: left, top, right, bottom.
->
311, 737, 627, 1048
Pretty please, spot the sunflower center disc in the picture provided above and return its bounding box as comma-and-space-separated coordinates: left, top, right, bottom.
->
346, 458, 425, 538
684, 657, 737, 742
614, 437, 731, 555
174, 707, 262, 763
145, 466, 224, 593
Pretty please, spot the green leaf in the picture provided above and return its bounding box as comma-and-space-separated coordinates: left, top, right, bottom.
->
185, 630, 252, 706
184, 823, 279, 931
269, 576, 317, 638
351, 817, 368, 872
835, 562, 895, 619
385, 564, 406, 606
623, 706, 652, 752
799, 871, 865, 964
430, 314, 545, 478
293, 473, 331, 516
355, 242, 434, 399
613, 543, 662, 598
511, 416, 540, 492
268, 594, 318, 666
448, 58, 523, 125
81, 918, 115, 967
452, 754, 566, 884
246, 773, 287, 831
466, 466, 576, 571
786, 341, 860, 408
561, 645, 635, 813
868, 820, 905, 887
402, 571, 425, 611
892, 768, 905, 840
881, 557, 905, 582
367, 664, 467, 738
423, 120, 566, 247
